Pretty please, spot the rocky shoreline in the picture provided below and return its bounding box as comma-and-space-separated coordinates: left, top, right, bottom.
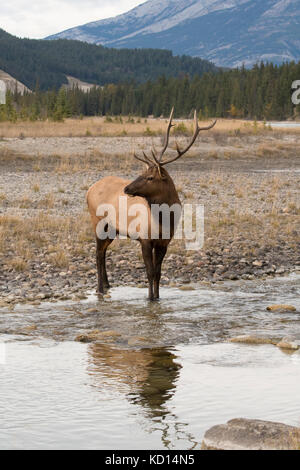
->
1, 242, 299, 307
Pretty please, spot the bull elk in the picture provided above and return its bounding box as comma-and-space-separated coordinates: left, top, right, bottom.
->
87, 109, 216, 300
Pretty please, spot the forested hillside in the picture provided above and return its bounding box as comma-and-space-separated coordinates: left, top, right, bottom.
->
0, 29, 217, 91
2, 61, 299, 122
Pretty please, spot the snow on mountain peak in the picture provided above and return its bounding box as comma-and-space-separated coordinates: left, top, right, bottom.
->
47, 0, 300, 68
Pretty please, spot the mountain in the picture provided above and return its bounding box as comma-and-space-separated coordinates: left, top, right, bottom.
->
0, 28, 217, 91
0, 69, 30, 94
47, 0, 300, 67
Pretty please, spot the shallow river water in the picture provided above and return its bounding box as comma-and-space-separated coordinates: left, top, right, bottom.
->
267, 121, 300, 128
0, 274, 299, 449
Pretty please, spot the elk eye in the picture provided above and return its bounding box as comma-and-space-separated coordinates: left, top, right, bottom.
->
147, 176, 154, 181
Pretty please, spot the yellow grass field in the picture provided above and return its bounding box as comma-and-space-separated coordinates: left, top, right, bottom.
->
1, 116, 297, 139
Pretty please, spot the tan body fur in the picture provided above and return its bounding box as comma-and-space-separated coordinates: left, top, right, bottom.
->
86, 109, 216, 300
87, 176, 151, 239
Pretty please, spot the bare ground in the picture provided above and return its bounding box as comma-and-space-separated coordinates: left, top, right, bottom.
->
0, 129, 299, 305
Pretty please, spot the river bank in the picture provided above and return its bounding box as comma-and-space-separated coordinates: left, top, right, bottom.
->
0, 129, 299, 305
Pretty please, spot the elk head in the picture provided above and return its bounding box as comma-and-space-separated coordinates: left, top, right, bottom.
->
124, 108, 216, 202
124, 165, 174, 202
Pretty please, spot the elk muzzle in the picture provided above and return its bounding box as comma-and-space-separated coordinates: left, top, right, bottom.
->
124, 184, 135, 196
124, 176, 144, 196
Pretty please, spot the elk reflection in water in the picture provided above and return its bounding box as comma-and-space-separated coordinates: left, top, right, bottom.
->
86, 344, 198, 448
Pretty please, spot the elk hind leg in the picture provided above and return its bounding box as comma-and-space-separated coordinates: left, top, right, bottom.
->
153, 245, 167, 300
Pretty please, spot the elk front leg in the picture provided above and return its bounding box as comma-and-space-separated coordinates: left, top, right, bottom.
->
141, 241, 155, 301
153, 245, 167, 300
96, 238, 112, 294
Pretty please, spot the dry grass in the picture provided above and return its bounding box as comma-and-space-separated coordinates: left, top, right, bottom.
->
0, 229, 5, 252
0, 117, 166, 138
0, 212, 93, 268
32, 183, 40, 193
7, 257, 28, 272
38, 193, 55, 209
184, 169, 300, 250
290, 429, 300, 450
54, 156, 86, 173
1, 116, 298, 139
46, 250, 69, 269
256, 141, 297, 158
17, 194, 32, 209
0, 146, 137, 174
205, 206, 299, 250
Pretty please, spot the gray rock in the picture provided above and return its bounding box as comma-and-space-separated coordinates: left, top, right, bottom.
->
253, 260, 263, 267
229, 335, 278, 345
277, 336, 300, 351
202, 418, 300, 450
267, 304, 297, 313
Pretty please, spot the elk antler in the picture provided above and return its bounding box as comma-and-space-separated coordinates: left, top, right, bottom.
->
133, 107, 175, 168
133, 151, 153, 167
157, 107, 175, 163
133, 108, 216, 169
160, 111, 217, 166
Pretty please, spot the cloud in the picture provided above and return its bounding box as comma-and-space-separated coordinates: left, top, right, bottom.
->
0, 0, 146, 38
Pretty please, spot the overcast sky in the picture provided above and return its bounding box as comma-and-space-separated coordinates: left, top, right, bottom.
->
1, 0, 147, 38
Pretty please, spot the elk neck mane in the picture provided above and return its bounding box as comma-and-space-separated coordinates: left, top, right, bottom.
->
144, 167, 181, 209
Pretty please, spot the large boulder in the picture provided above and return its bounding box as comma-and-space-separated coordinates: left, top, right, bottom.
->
202, 418, 300, 450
